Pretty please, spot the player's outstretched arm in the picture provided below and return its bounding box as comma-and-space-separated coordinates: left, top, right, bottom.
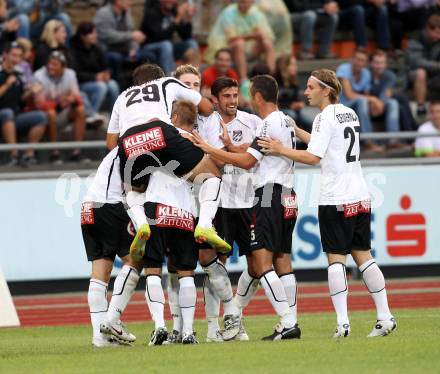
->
286, 116, 311, 144
198, 97, 214, 117
257, 137, 320, 166
192, 131, 257, 169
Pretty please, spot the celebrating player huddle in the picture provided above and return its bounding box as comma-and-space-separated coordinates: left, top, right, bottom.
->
80, 63, 396, 348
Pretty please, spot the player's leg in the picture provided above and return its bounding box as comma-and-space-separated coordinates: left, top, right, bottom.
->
177, 271, 198, 344
352, 249, 396, 337
200, 248, 240, 341
327, 253, 351, 338
203, 272, 222, 342
164, 259, 182, 344
274, 253, 298, 326
318, 205, 351, 338
88, 258, 113, 347
252, 249, 298, 340
101, 256, 143, 344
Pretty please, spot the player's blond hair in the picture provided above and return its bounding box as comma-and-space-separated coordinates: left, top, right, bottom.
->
171, 100, 197, 126
175, 64, 200, 79
310, 69, 342, 104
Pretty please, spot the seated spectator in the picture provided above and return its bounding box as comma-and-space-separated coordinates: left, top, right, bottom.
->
201, 48, 239, 94
369, 49, 418, 134
16, 38, 33, 84
95, 0, 163, 84
415, 101, 440, 157
205, 0, 276, 87
337, 48, 384, 151
7, 0, 73, 41
34, 20, 71, 71
285, 0, 338, 59
406, 13, 440, 117
33, 51, 86, 164
141, 0, 199, 73
0, 0, 29, 42
389, 0, 432, 50
256, 0, 292, 56
274, 54, 313, 131
71, 21, 120, 121
0, 42, 47, 166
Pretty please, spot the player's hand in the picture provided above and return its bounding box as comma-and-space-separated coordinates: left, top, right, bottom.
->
257, 137, 283, 155
219, 120, 232, 147
191, 131, 213, 153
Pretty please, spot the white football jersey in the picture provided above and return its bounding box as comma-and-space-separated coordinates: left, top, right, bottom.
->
83, 147, 123, 204
144, 128, 197, 216
107, 77, 202, 136
203, 110, 260, 208
307, 103, 370, 205
247, 110, 295, 189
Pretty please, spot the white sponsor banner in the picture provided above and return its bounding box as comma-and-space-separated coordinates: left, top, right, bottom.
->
0, 165, 439, 281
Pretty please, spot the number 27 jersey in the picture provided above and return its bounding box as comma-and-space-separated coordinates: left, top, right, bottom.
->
307, 104, 369, 205
107, 77, 202, 136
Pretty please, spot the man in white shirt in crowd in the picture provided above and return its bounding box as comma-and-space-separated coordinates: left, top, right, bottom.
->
415, 101, 440, 157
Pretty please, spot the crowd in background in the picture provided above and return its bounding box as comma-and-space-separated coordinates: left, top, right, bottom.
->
0, 0, 439, 167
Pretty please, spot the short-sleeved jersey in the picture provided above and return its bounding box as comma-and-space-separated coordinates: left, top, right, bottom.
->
247, 110, 295, 189
83, 147, 123, 204
204, 110, 261, 208
415, 121, 440, 157
144, 128, 197, 216
307, 104, 370, 205
107, 77, 202, 136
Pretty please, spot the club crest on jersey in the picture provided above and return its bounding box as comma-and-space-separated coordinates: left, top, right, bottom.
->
232, 130, 243, 142
156, 204, 195, 231
81, 202, 95, 224
123, 127, 166, 158
282, 194, 298, 219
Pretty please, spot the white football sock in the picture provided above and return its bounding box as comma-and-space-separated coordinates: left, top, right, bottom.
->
145, 275, 165, 329
202, 258, 239, 316
107, 265, 140, 323
179, 276, 197, 335
88, 279, 108, 339
260, 270, 295, 328
167, 272, 181, 333
198, 177, 221, 229
203, 275, 221, 336
279, 272, 298, 324
234, 269, 259, 310
328, 263, 349, 326
359, 259, 392, 321
126, 190, 147, 231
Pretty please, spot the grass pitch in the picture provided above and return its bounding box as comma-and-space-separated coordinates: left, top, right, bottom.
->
1, 308, 439, 374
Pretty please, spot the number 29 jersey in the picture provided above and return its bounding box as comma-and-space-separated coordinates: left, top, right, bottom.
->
107, 77, 202, 136
307, 104, 369, 206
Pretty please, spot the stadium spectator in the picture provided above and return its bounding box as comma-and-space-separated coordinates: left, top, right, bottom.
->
284, 0, 338, 59
95, 0, 169, 82
205, 0, 276, 88
7, 0, 73, 41
406, 13, 440, 117
274, 54, 313, 131
0, 0, 20, 53
33, 51, 86, 164
336, 48, 384, 151
16, 38, 33, 84
415, 101, 440, 157
34, 20, 71, 71
201, 48, 238, 92
0, 42, 48, 166
71, 21, 120, 119
369, 50, 418, 134
140, 0, 199, 73
256, 0, 293, 56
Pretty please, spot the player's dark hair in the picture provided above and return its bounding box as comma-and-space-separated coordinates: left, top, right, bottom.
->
132, 64, 165, 85
250, 75, 278, 104
430, 100, 440, 107
172, 100, 197, 126
310, 69, 342, 104
211, 77, 238, 98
